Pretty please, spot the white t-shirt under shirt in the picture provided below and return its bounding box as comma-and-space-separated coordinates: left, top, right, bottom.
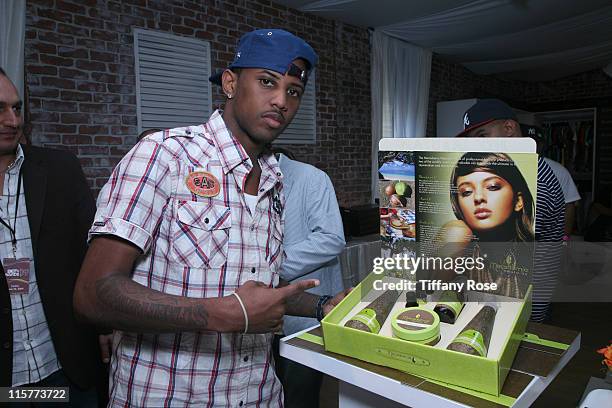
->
544, 158, 581, 203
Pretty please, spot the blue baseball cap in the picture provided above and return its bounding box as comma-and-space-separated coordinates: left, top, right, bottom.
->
209, 29, 318, 86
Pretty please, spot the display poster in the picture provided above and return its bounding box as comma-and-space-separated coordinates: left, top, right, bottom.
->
378, 148, 537, 298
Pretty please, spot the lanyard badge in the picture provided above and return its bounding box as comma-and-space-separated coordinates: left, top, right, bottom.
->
4, 258, 31, 295
1, 167, 29, 294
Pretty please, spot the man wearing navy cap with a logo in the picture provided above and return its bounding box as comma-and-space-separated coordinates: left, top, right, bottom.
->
75, 29, 348, 407
458, 99, 565, 322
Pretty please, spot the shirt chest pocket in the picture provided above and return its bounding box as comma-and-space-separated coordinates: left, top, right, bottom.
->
171, 200, 231, 269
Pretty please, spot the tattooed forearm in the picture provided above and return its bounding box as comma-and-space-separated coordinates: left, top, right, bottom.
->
94, 275, 211, 333
285, 291, 319, 318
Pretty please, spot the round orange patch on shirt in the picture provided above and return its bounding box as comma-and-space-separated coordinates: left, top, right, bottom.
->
185, 171, 220, 197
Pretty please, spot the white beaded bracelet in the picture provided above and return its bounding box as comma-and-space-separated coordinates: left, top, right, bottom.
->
231, 292, 249, 334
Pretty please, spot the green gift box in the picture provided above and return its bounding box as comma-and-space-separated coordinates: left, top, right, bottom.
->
321, 272, 532, 396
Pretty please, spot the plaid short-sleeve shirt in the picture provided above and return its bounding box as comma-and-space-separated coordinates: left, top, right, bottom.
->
90, 110, 285, 407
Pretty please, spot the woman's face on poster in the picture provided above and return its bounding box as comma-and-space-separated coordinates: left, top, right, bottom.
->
456, 171, 519, 232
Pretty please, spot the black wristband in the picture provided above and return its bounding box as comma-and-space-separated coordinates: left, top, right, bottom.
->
316, 295, 334, 322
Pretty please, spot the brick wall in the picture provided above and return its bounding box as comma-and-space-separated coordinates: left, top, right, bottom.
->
426, 55, 528, 136
427, 55, 612, 190
521, 69, 612, 191
523, 69, 612, 106
427, 54, 612, 135
25, 0, 372, 206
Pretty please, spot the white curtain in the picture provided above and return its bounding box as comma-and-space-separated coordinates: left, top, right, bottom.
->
370, 31, 431, 201
0, 0, 26, 99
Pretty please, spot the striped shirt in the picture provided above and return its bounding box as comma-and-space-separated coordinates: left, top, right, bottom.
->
90, 110, 285, 407
277, 154, 345, 335
532, 157, 564, 321
2, 145, 60, 386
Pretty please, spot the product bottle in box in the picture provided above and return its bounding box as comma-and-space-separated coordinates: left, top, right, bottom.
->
345, 290, 400, 334
405, 291, 418, 307
433, 274, 467, 324
405, 287, 427, 308
447, 303, 497, 357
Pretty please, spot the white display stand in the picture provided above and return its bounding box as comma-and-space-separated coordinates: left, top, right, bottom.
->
280, 325, 580, 408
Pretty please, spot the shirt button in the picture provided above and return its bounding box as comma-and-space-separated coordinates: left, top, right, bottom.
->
204, 218, 209, 224
2, 342, 9, 349
276, 172, 281, 177
251, 267, 256, 274
250, 225, 255, 231
237, 187, 241, 193
259, 188, 264, 193
243, 356, 249, 362
239, 402, 243, 407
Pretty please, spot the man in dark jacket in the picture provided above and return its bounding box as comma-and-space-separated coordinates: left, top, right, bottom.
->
0, 67, 102, 405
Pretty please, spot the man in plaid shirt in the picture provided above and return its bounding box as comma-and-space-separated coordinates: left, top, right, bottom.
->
75, 29, 348, 407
